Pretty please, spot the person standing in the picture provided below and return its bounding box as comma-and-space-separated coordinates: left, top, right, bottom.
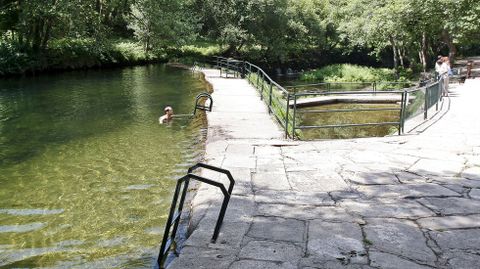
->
439, 57, 451, 97
435, 55, 443, 79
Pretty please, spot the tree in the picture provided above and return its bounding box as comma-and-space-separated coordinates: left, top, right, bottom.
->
128, 0, 197, 52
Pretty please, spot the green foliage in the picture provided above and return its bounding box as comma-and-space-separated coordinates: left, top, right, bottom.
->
0, 41, 33, 75
2, 0, 480, 75
128, 0, 198, 52
301, 64, 397, 82
0, 38, 153, 75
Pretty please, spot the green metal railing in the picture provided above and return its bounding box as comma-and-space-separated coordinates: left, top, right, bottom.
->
290, 90, 407, 136
211, 56, 444, 140
424, 79, 442, 119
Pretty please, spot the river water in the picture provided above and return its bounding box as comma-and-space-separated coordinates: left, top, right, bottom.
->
0, 65, 208, 268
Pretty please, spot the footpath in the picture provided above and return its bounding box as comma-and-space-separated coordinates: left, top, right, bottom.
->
169, 69, 480, 269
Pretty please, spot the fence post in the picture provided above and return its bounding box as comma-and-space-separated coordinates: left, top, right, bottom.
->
268, 82, 273, 113
399, 91, 405, 135
256, 70, 260, 88
401, 90, 408, 134
241, 61, 245, 78
292, 91, 297, 140
424, 86, 429, 120
285, 93, 290, 138
260, 73, 264, 100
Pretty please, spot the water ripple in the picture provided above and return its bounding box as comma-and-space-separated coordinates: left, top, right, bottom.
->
0, 208, 64, 216
0, 222, 46, 233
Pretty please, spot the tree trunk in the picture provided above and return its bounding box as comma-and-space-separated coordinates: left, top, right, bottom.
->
32, 20, 44, 52
442, 29, 457, 63
41, 18, 53, 50
397, 47, 404, 68
420, 32, 428, 72
390, 37, 398, 69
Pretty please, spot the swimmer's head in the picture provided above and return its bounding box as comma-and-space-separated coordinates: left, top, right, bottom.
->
164, 106, 173, 116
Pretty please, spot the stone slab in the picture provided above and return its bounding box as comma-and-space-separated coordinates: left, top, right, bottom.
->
256, 204, 361, 223
408, 159, 464, 177
364, 218, 436, 266
470, 188, 480, 199
307, 221, 366, 264
417, 197, 480, 215
356, 183, 460, 199
254, 189, 334, 206
445, 251, 480, 269
252, 172, 291, 191
248, 216, 305, 243
238, 240, 303, 262
230, 260, 296, 269
288, 171, 348, 192
340, 199, 434, 218
369, 251, 432, 269
462, 166, 480, 180
429, 229, 480, 250
342, 170, 399, 185
417, 214, 480, 230
168, 246, 236, 269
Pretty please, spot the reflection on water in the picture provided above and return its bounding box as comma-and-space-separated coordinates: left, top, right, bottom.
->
0, 65, 208, 268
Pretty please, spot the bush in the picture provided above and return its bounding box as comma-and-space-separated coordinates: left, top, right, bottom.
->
0, 38, 155, 76
0, 41, 34, 75
301, 64, 404, 83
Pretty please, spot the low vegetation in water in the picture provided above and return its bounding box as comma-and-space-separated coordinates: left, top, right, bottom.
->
301, 64, 413, 83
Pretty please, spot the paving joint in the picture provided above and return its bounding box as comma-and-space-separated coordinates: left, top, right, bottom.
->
168, 72, 480, 269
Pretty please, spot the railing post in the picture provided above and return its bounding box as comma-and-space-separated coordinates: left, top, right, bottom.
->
241, 61, 246, 78
292, 91, 297, 140
399, 90, 408, 134
424, 86, 429, 120
256, 70, 260, 88
268, 82, 273, 113
285, 93, 290, 138
399, 91, 404, 135
260, 73, 264, 100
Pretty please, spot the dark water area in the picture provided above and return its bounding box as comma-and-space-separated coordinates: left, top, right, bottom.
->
0, 65, 208, 268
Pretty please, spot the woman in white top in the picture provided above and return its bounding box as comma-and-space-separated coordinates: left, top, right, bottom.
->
439, 57, 451, 97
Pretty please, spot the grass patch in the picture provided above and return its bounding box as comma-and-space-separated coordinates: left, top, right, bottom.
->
301, 64, 414, 90
363, 239, 373, 245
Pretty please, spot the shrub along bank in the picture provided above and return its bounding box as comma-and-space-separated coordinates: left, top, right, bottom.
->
0, 39, 160, 76
301, 64, 413, 83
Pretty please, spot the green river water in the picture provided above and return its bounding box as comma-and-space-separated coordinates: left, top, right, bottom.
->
0, 65, 208, 268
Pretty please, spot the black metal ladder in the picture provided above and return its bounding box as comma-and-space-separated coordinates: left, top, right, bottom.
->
193, 93, 213, 115
157, 163, 235, 268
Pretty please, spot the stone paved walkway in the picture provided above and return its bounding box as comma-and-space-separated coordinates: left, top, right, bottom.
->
169, 71, 480, 269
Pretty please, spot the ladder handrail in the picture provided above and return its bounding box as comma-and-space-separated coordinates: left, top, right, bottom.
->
193, 93, 213, 115
157, 164, 235, 268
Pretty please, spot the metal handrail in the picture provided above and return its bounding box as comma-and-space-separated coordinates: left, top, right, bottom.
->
211, 56, 445, 140
193, 93, 213, 115
157, 163, 235, 269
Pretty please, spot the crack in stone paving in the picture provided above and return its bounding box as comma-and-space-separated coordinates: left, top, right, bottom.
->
359, 222, 372, 266
414, 220, 446, 267
169, 71, 480, 269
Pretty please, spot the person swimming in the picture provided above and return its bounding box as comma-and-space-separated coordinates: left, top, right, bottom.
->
159, 106, 174, 124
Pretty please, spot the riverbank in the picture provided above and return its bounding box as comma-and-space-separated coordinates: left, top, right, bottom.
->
0, 39, 164, 77
169, 71, 480, 268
